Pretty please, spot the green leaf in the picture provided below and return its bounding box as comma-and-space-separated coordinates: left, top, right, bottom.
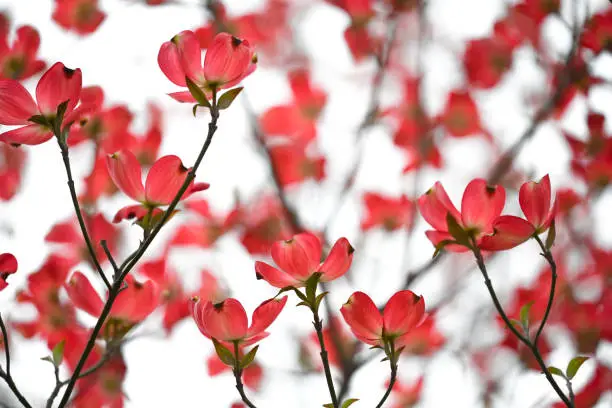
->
432, 239, 454, 258
509, 319, 523, 332
40, 356, 54, 364
27, 114, 50, 127
217, 87, 243, 110
240, 345, 259, 369
293, 288, 308, 302
546, 366, 566, 378
445, 213, 471, 248
185, 77, 211, 109
305, 273, 322, 303
519, 301, 534, 331
52, 340, 65, 366
55, 100, 69, 130
212, 338, 235, 367
341, 398, 359, 408
314, 291, 329, 311
566, 356, 589, 380
545, 220, 556, 250
322, 404, 334, 408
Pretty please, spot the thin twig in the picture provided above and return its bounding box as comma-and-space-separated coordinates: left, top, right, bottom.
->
472, 246, 572, 407
100, 240, 120, 279
57, 140, 111, 290
233, 343, 257, 408
57, 100, 221, 408
0, 314, 31, 408
532, 235, 557, 346
375, 357, 397, 408
313, 308, 339, 408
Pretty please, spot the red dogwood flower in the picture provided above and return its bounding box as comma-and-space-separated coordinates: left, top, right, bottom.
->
254, 232, 354, 289
158, 31, 256, 102
0, 19, 45, 80
0, 62, 83, 145
0, 252, 17, 290
480, 174, 556, 251
418, 179, 505, 252
190, 296, 287, 349
361, 193, 414, 232
52, 0, 106, 35
106, 149, 209, 223
341, 290, 425, 350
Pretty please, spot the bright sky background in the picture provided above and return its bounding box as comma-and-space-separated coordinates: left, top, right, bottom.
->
0, 0, 611, 407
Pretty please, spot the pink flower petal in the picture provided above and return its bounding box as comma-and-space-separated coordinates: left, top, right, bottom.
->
383, 290, 425, 337
319, 237, 354, 282
461, 179, 505, 234
271, 237, 313, 281
35, 62, 82, 116
0, 80, 37, 125
106, 150, 145, 202
144, 155, 189, 206
0, 124, 53, 145
65, 271, 104, 317
418, 182, 461, 232
254, 261, 301, 288
479, 215, 535, 251
247, 296, 287, 338
519, 174, 552, 229
340, 291, 383, 346
202, 298, 249, 342
158, 40, 187, 87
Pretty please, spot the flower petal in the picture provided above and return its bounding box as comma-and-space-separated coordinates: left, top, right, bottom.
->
383, 290, 425, 337
203, 33, 254, 86
479, 215, 535, 251
418, 182, 461, 232
0, 124, 53, 145
0, 80, 37, 125
158, 40, 187, 87
254, 261, 301, 288
35, 62, 82, 116
461, 179, 505, 234
319, 237, 354, 282
106, 150, 145, 202
201, 298, 249, 342
340, 291, 383, 346
270, 236, 313, 281
519, 174, 551, 229
168, 91, 198, 103
247, 296, 287, 338
65, 271, 104, 317
0, 253, 17, 274
144, 155, 189, 205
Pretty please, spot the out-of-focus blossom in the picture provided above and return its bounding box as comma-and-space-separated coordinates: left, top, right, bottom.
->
0, 15, 45, 80
0, 252, 17, 290
361, 193, 415, 232
52, 0, 105, 35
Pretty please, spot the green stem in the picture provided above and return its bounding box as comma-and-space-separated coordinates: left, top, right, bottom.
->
57, 101, 220, 408
472, 247, 573, 407
313, 308, 339, 408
